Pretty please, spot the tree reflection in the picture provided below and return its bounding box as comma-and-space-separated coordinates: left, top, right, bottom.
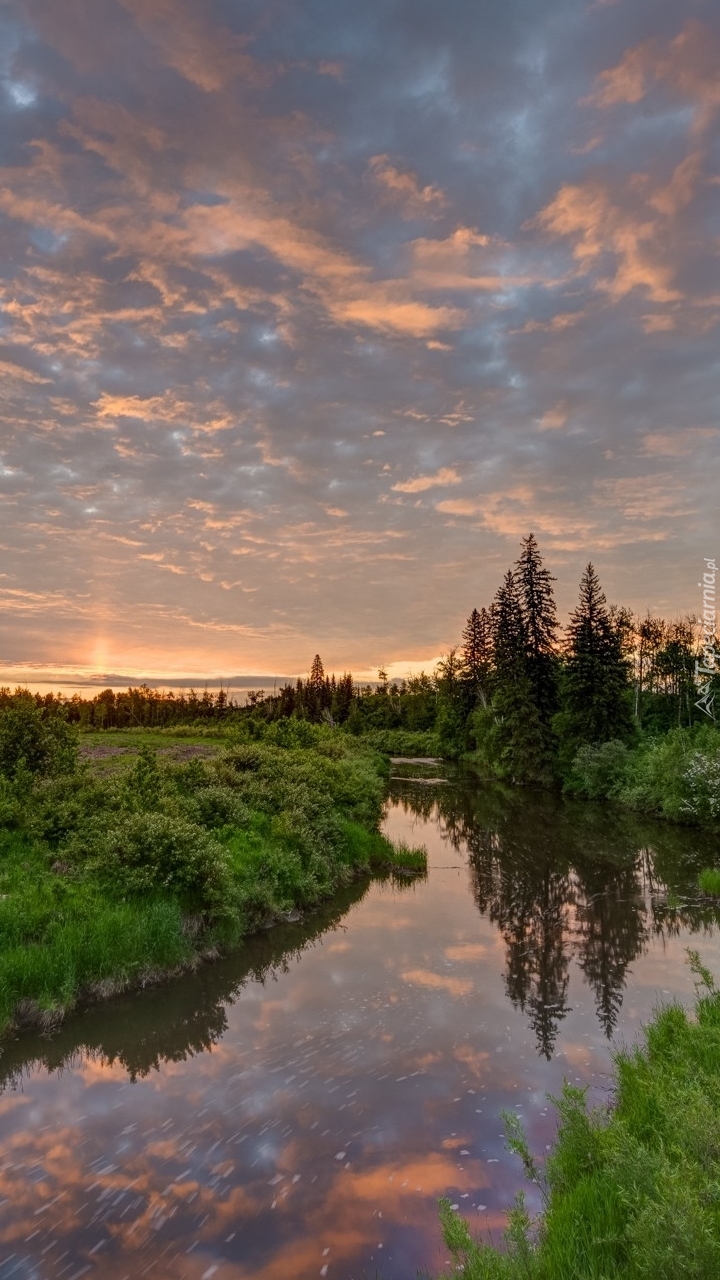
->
469, 804, 573, 1058
390, 769, 720, 1055
0, 880, 370, 1090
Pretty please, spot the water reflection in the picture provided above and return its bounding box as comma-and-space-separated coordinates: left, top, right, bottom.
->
390, 770, 718, 1055
0, 881, 371, 1091
1, 772, 719, 1280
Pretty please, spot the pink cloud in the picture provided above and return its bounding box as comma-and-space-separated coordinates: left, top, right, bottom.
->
392, 467, 461, 493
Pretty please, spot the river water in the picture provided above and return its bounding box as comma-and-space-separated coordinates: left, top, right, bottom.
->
1, 763, 719, 1280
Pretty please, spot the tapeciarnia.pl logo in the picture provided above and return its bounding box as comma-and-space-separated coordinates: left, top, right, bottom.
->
695, 556, 717, 719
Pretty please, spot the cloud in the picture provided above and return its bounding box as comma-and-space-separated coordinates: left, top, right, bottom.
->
0, 0, 718, 679
641, 428, 719, 458
538, 405, 568, 430
367, 155, 446, 216
392, 467, 461, 493
588, 20, 720, 131
117, 0, 272, 92
531, 180, 680, 303
435, 498, 480, 516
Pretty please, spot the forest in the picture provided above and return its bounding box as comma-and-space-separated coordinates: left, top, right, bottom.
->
4, 533, 718, 823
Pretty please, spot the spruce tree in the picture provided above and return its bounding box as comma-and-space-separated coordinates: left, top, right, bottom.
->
513, 533, 559, 727
558, 563, 633, 754
460, 606, 492, 707
487, 570, 550, 785
304, 655, 326, 721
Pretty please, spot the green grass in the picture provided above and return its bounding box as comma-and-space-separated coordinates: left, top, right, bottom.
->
0, 723, 423, 1036
435, 952, 720, 1280
383, 839, 428, 874
699, 868, 720, 896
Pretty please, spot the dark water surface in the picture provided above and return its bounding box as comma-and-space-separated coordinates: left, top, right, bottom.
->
2, 765, 720, 1280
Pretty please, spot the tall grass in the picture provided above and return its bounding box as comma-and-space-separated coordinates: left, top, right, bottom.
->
436, 952, 720, 1279
0, 725, 423, 1035
698, 867, 720, 896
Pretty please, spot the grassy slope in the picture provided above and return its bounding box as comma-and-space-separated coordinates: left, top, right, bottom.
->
0, 727, 424, 1036
437, 954, 720, 1280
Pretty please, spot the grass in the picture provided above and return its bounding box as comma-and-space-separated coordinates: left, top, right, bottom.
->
699, 867, 720, 896
435, 951, 720, 1280
0, 719, 425, 1037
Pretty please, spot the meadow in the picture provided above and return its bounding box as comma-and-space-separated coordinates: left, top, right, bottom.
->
0, 701, 425, 1037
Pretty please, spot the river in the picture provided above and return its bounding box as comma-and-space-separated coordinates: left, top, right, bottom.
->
1, 761, 719, 1280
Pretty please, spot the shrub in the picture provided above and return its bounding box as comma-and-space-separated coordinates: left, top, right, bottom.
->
0, 700, 78, 779
618, 726, 720, 824
69, 813, 233, 913
264, 718, 320, 749
186, 784, 251, 831
565, 739, 630, 799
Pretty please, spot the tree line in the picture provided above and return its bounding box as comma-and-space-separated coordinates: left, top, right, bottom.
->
2, 533, 715, 782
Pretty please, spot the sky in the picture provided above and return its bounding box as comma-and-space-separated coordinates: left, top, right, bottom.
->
1, 0, 719, 686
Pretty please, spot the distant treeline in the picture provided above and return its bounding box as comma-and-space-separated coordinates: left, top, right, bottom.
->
2, 533, 718, 789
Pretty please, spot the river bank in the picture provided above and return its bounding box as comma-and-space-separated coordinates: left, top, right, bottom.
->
1, 764, 718, 1279
0, 715, 424, 1039
436, 956, 720, 1280
343, 723, 720, 833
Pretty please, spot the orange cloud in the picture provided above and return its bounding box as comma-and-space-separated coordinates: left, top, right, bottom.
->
589, 21, 720, 131
117, 0, 272, 92
538, 405, 568, 430
436, 499, 480, 517
367, 154, 446, 216
392, 468, 461, 494
409, 227, 539, 292
641, 428, 719, 457
532, 180, 680, 303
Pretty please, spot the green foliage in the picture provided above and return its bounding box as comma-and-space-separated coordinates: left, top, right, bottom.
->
698, 868, 720, 896
349, 727, 440, 757
69, 812, 234, 912
556, 563, 634, 766
565, 740, 631, 799
382, 839, 427, 874
617, 725, 720, 824
514, 532, 559, 730
0, 730, 391, 1035
435, 964, 720, 1280
0, 698, 78, 779
487, 564, 556, 785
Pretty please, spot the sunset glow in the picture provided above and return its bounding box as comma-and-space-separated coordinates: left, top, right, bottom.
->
1, 1, 718, 684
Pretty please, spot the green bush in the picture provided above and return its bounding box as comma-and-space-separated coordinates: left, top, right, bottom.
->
263, 718, 321, 749
348, 727, 440, 757
0, 699, 78, 779
565, 739, 630, 799
183, 784, 252, 831
618, 726, 720, 824
68, 812, 234, 912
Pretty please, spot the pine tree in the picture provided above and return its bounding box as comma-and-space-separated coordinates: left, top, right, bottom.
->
486, 571, 550, 785
460, 607, 493, 707
309, 654, 325, 690
305, 655, 327, 721
558, 563, 633, 755
513, 533, 558, 727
